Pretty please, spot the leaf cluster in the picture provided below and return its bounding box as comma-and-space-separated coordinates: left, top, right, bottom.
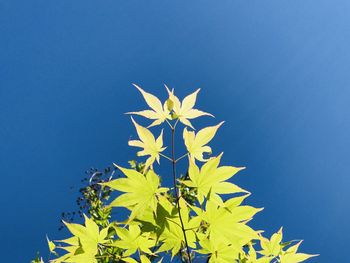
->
34, 85, 317, 263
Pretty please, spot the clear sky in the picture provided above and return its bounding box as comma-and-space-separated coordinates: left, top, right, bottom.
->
1, 0, 350, 262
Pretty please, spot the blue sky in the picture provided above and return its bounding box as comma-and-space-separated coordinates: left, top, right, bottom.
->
1, 0, 350, 262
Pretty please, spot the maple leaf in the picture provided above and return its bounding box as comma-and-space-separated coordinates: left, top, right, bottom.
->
64, 215, 108, 254
128, 117, 166, 172
102, 165, 168, 222
259, 227, 283, 257
135, 196, 198, 258
196, 235, 241, 263
181, 153, 247, 204
155, 198, 198, 258
127, 84, 171, 127
244, 243, 273, 263
258, 229, 318, 263
46, 235, 56, 255
51, 215, 108, 263
166, 86, 213, 129
279, 241, 318, 263
192, 199, 261, 248
183, 122, 224, 162
51, 236, 80, 263
123, 255, 163, 263
63, 253, 98, 263
113, 224, 156, 256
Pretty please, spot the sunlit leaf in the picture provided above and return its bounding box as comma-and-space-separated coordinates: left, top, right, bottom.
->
127, 84, 171, 127
183, 122, 224, 162
181, 153, 247, 204
128, 117, 166, 172
166, 86, 213, 128
113, 224, 156, 256
103, 165, 168, 222
280, 241, 318, 263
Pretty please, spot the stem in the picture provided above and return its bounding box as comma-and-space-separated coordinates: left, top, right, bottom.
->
171, 127, 192, 263
165, 119, 174, 129
173, 119, 180, 129
175, 153, 189, 163
160, 153, 173, 162
137, 248, 141, 261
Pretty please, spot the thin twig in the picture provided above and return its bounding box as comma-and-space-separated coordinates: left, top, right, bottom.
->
160, 153, 173, 162
170, 126, 192, 263
173, 119, 180, 129
166, 217, 184, 229
175, 153, 189, 163
165, 119, 174, 130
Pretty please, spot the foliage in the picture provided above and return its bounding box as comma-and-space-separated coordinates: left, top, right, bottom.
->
60, 166, 115, 229
33, 85, 317, 263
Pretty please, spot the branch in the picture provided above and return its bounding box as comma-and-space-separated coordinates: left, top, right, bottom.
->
170, 126, 192, 263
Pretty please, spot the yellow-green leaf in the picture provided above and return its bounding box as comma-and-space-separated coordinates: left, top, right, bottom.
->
260, 227, 283, 257
197, 236, 240, 263
128, 117, 166, 172
46, 235, 56, 254
193, 200, 259, 247
280, 241, 318, 263
156, 198, 198, 258
183, 122, 224, 162
114, 224, 156, 256
127, 84, 171, 127
103, 165, 168, 222
166, 86, 213, 128
52, 215, 108, 263
181, 153, 247, 204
